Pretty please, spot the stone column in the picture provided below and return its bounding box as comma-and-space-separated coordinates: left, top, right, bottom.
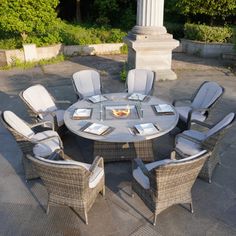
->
124, 0, 179, 80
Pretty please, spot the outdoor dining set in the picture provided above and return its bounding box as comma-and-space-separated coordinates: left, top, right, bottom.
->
1, 68, 235, 226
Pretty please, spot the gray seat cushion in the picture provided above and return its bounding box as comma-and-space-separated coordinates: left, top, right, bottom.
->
175, 106, 206, 122
32, 130, 61, 158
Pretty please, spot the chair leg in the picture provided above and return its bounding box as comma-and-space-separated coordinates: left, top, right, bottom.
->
153, 214, 157, 226
131, 187, 134, 198
46, 204, 50, 215
101, 186, 105, 196
84, 209, 88, 225
190, 203, 194, 213
46, 195, 50, 214
208, 178, 212, 184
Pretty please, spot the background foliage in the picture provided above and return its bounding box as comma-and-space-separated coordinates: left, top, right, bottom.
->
184, 23, 234, 43
0, 0, 235, 49
0, 0, 60, 45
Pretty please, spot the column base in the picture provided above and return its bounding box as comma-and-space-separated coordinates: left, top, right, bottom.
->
124, 32, 179, 81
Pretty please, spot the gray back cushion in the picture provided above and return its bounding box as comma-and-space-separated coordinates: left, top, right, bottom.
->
206, 113, 235, 138
72, 70, 101, 98
22, 84, 57, 113
192, 82, 223, 109
127, 69, 154, 95
3, 111, 34, 138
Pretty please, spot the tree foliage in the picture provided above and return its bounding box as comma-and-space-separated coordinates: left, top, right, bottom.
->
176, 0, 236, 24
0, 0, 60, 42
92, 0, 136, 30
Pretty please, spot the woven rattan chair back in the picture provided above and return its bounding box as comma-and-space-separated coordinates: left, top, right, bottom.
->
27, 153, 105, 224
132, 151, 210, 225
0, 112, 38, 180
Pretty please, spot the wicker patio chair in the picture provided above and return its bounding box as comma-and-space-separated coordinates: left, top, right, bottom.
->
132, 150, 210, 225
20, 84, 70, 133
1, 111, 63, 180
26, 152, 105, 225
72, 70, 102, 99
126, 69, 155, 95
173, 81, 224, 130
174, 112, 235, 183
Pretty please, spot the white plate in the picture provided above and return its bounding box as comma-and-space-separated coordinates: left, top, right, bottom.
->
84, 123, 109, 135
155, 104, 174, 113
88, 95, 107, 103
128, 93, 146, 101
73, 109, 91, 118
135, 123, 158, 135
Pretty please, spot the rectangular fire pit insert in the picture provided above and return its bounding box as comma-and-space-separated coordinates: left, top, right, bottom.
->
103, 105, 140, 120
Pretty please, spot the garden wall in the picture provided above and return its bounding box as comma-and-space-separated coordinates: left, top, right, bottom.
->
181, 39, 234, 58
0, 41, 235, 66
0, 43, 124, 66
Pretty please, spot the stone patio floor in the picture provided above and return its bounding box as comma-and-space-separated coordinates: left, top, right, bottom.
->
0, 53, 236, 236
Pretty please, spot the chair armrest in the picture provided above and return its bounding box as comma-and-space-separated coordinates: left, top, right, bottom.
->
36, 111, 58, 130
190, 120, 213, 129
30, 121, 54, 130
191, 107, 209, 113
176, 133, 202, 145
31, 135, 63, 149
133, 158, 151, 178
172, 98, 192, 106
36, 111, 56, 116
55, 100, 72, 105
89, 156, 104, 173
186, 108, 209, 128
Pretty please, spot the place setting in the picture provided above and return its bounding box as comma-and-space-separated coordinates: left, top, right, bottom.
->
80, 122, 115, 136
152, 104, 175, 115
127, 93, 151, 102
87, 94, 108, 103
71, 108, 93, 120
128, 122, 160, 136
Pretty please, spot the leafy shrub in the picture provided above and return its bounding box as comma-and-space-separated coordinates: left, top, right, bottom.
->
176, 0, 236, 25
120, 44, 128, 54
57, 21, 126, 45
120, 62, 128, 82
0, 37, 22, 49
184, 23, 234, 43
233, 27, 236, 49
0, 0, 60, 45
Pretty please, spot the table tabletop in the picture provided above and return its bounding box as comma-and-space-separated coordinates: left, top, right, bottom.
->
64, 93, 179, 143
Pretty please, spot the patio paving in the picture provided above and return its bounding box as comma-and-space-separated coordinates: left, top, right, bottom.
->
0, 53, 236, 236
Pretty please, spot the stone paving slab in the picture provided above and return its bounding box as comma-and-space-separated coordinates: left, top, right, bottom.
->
0, 53, 236, 236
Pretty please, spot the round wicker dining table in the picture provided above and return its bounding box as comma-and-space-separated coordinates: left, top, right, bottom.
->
64, 93, 179, 162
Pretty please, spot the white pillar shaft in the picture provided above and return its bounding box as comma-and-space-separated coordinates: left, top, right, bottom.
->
137, 0, 164, 27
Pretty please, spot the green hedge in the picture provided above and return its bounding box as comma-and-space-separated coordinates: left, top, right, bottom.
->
184, 23, 234, 43
0, 21, 127, 49
57, 21, 126, 45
